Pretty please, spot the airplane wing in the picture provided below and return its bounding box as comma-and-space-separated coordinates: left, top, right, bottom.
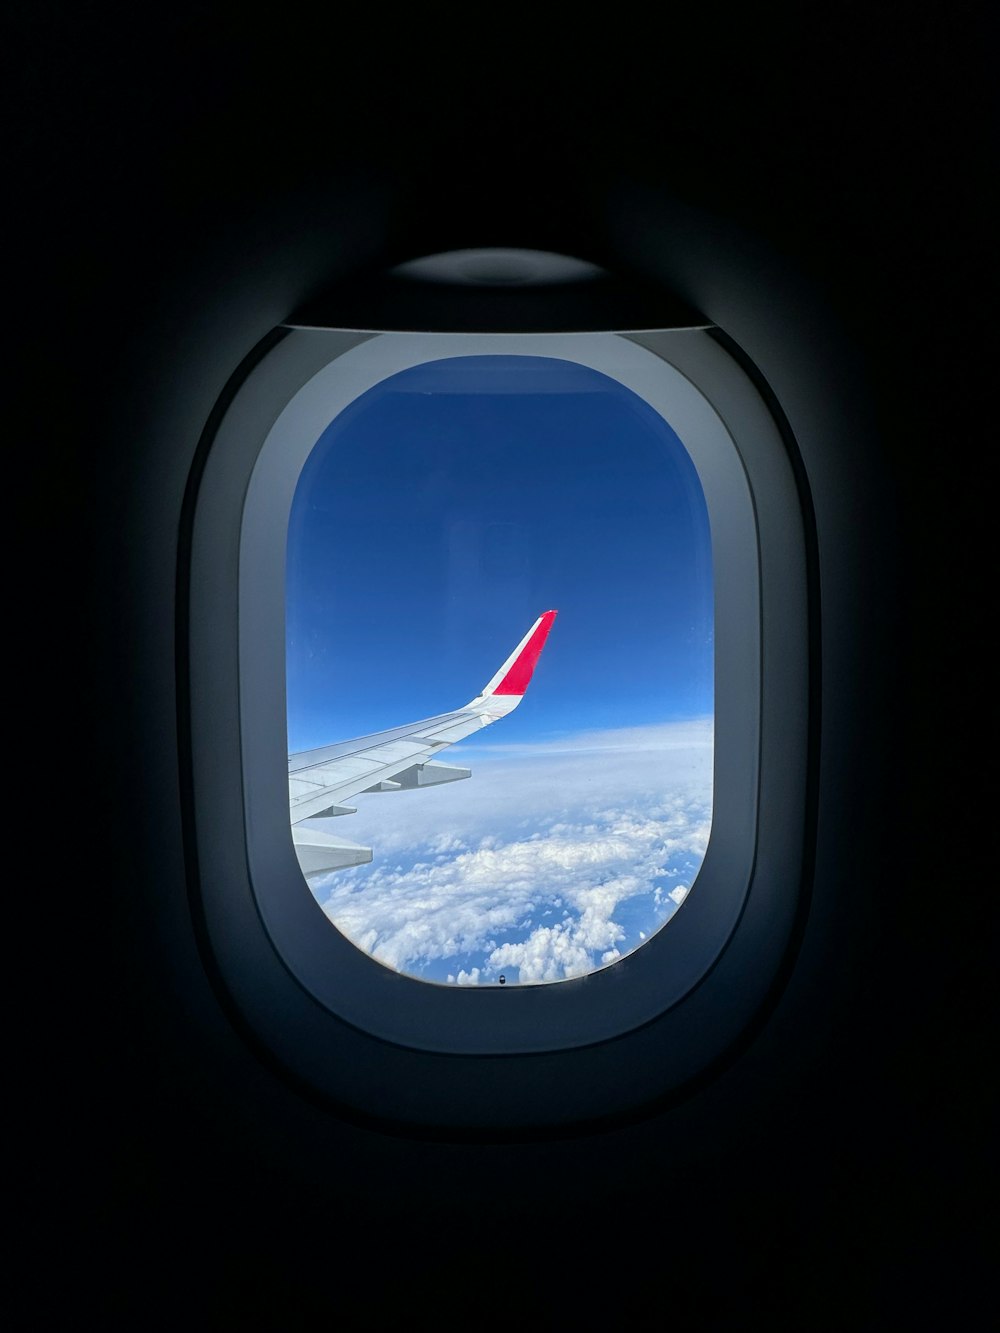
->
289, 610, 557, 879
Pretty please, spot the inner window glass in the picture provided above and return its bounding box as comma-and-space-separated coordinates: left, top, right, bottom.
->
286, 353, 714, 985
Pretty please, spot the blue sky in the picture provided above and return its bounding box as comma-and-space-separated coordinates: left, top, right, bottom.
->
285, 352, 715, 985
286, 354, 713, 752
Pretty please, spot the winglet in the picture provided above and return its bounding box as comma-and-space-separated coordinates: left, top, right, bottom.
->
479, 610, 558, 699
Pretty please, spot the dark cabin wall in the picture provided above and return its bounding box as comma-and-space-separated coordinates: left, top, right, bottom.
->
12, 7, 990, 1326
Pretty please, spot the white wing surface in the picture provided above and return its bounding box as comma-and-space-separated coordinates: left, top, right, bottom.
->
289, 611, 557, 879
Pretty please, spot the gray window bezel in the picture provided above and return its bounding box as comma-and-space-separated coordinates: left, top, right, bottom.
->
185, 325, 810, 1127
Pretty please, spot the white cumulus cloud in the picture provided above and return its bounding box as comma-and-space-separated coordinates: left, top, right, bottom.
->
312, 720, 712, 985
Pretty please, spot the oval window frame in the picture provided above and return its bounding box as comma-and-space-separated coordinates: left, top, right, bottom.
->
182, 321, 813, 1130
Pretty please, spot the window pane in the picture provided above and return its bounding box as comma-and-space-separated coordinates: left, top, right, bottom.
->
286, 354, 713, 985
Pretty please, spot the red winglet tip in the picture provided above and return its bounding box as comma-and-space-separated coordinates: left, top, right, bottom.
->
493, 610, 558, 696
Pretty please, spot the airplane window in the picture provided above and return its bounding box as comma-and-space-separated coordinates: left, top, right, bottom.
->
183, 288, 812, 1126
285, 354, 714, 986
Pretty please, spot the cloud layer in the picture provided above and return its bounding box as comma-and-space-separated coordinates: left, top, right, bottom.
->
312, 720, 712, 985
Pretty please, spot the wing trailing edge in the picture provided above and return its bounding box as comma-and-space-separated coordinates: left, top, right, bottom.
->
290, 611, 557, 880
